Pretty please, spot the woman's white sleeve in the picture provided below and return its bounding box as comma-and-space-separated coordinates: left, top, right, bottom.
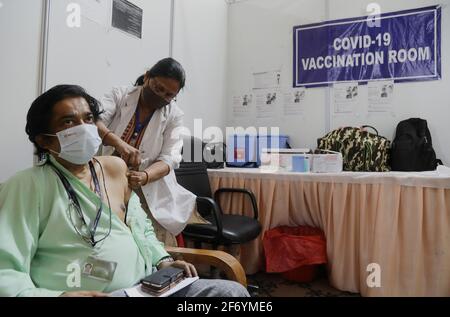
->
156, 111, 184, 170
100, 87, 124, 127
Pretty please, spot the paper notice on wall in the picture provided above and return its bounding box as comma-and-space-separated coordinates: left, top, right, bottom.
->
112, 0, 143, 39
232, 92, 253, 118
77, 0, 111, 27
253, 70, 282, 90
333, 82, 359, 114
283, 88, 306, 116
255, 90, 278, 119
368, 80, 394, 113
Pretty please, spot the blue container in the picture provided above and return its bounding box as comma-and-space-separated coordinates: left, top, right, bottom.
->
292, 156, 305, 172
226, 135, 258, 167
226, 134, 290, 168
292, 155, 310, 172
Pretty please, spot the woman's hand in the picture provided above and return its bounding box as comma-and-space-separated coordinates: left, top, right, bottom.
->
127, 170, 149, 189
60, 291, 109, 297
98, 123, 141, 169
158, 260, 198, 278
115, 141, 141, 169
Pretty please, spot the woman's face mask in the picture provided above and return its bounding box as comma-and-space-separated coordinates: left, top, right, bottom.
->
141, 77, 179, 110
141, 85, 170, 110
44, 124, 102, 165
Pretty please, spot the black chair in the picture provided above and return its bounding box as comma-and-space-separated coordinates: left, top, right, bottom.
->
181, 136, 225, 169
175, 162, 262, 249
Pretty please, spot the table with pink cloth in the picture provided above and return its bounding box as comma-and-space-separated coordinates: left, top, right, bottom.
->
208, 168, 450, 297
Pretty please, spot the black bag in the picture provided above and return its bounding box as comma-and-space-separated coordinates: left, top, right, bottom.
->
317, 126, 391, 172
391, 118, 441, 171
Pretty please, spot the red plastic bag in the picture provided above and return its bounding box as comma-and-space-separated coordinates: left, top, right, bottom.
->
263, 226, 327, 274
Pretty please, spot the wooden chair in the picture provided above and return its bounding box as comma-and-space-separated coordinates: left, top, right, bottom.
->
166, 247, 247, 288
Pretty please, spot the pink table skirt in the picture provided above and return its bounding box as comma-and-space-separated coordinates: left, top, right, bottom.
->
209, 169, 450, 297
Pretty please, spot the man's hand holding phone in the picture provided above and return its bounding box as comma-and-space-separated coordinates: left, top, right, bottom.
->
158, 260, 198, 278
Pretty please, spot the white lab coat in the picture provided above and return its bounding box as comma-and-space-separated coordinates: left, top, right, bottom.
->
100, 86, 196, 236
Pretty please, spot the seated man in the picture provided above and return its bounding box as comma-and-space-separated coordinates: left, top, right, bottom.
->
0, 85, 249, 297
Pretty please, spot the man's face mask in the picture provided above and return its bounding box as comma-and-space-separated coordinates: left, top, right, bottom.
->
44, 124, 102, 165
142, 79, 177, 110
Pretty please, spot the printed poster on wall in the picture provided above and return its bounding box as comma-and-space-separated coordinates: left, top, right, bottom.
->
283, 88, 306, 116
333, 82, 359, 114
253, 70, 282, 90
255, 90, 278, 119
232, 92, 253, 118
293, 6, 441, 87
368, 80, 394, 113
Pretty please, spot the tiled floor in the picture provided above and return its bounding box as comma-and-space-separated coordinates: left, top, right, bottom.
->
247, 270, 360, 297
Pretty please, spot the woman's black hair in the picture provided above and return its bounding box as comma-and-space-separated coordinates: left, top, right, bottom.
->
135, 57, 186, 89
25, 84, 103, 156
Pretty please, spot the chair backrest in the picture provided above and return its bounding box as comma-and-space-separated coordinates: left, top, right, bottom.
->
181, 136, 226, 169
175, 162, 213, 217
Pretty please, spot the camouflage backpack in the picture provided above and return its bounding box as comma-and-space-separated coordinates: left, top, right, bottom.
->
317, 126, 391, 172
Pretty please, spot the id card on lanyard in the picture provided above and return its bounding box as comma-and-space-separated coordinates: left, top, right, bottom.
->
82, 256, 117, 282
48, 159, 117, 282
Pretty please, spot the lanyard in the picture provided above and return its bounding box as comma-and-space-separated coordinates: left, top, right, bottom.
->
88, 161, 103, 238
134, 106, 154, 137
49, 160, 105, 247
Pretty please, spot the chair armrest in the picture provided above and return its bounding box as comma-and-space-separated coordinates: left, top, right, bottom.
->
166, 247, 247, 287
214, 188, 259, 220
196, 196, 224, 239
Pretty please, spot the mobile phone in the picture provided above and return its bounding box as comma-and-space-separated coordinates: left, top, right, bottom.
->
141, 267, 185, 295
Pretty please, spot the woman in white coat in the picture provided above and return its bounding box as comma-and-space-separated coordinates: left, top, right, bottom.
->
97, 58, 197, 247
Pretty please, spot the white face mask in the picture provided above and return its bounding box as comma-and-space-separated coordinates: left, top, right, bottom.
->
45, 124, 102, 165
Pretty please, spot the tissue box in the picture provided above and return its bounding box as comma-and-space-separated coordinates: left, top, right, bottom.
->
310, 152, 343, 173
261, 149, 311, 172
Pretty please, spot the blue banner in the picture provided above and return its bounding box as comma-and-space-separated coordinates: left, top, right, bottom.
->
293, 6, 441, 87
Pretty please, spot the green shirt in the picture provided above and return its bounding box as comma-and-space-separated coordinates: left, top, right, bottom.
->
0, 156, 169, 297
